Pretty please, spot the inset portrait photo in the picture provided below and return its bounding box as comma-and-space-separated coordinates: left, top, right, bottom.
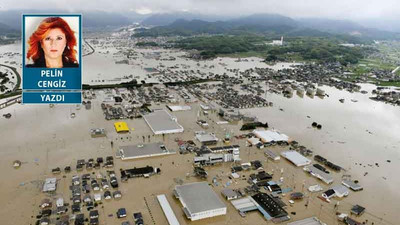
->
24, 15, 80, 68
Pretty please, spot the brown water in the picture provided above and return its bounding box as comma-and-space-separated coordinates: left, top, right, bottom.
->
242, 83, 400, 223
1, 42, 400, 223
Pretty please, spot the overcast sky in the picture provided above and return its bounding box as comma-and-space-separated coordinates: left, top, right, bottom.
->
0, 0, 398, 20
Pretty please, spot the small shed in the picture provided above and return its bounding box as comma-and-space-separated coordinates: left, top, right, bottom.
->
114, 122, 129, 133
221, 188, 240, 200
351, 205, 365, 216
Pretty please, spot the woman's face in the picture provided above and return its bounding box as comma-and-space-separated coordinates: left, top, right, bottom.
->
41, 28, 66, 60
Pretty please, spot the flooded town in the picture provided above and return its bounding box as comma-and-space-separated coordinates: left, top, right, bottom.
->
1, 2, 400, 225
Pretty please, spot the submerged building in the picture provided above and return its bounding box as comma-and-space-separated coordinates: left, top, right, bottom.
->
174, 182, 227, 221
231, 193, 289, 222
143, 109, 184, 135
116, 142, 175, 160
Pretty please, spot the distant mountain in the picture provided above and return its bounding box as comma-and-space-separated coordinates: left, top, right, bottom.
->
135, 14, 399, 41
0, 22, 17, 34
298, 18, 364, 34
357, 18, 400, 33
0, 9, 135, 32
231, 14, 298, 28
136, 14, 302, 37
140, 12, 232, 26
299, 18, 400, 40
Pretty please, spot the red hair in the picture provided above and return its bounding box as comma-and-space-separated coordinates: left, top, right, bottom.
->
27, 17, 77, 64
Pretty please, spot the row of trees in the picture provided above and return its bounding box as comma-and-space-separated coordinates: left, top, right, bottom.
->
175, 35, 267, 58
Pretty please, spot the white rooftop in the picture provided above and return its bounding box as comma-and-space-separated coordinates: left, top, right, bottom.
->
248, 137, 261, 145
231, 197, 258, 212
281, 151, 311, 167
174, 182, 226, 215
43, 178, 57, 192
342, 180, 363, 191
116, 142, 175, 160
196, 132, 218, 143
331, 185, 350, 198
253, 130, 289, 143
143, 109, 184, 135
167, 105, 191, 112
304, 165, 334, 184
157, 194, 180, 225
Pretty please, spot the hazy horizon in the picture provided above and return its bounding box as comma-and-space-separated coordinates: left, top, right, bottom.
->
0, 0, 398, 20
1, 1, 400, 32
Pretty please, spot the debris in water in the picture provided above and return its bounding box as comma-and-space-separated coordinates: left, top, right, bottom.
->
13, 160, 21, 169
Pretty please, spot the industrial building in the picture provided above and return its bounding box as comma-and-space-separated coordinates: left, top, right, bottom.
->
251, 193, 289, 221
231, 197, 258, 213
194, 154, 224, 166
143, 109, 184, 135
209, 145, 240, 161
116, 142, 175, 160
174, 182, 227, 221
230, 193, 289, 222
253, 130, 289, 143
195, 132, 219, 145
194, 147, 240, 165
303, 165, 334, 184
281, 151, 311, 167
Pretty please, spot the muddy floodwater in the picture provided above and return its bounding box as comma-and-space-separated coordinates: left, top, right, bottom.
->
0, 41, 400, 224
243, 83, 400, 222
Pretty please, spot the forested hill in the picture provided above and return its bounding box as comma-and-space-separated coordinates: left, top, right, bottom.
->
135, 13, 400, 41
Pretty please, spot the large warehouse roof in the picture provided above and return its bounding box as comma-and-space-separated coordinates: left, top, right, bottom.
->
143, 109, 184, 135
281, 151, 311, 167
174, 182, 226, 215
253, 130, 289, 143
116, 142, 175, 160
